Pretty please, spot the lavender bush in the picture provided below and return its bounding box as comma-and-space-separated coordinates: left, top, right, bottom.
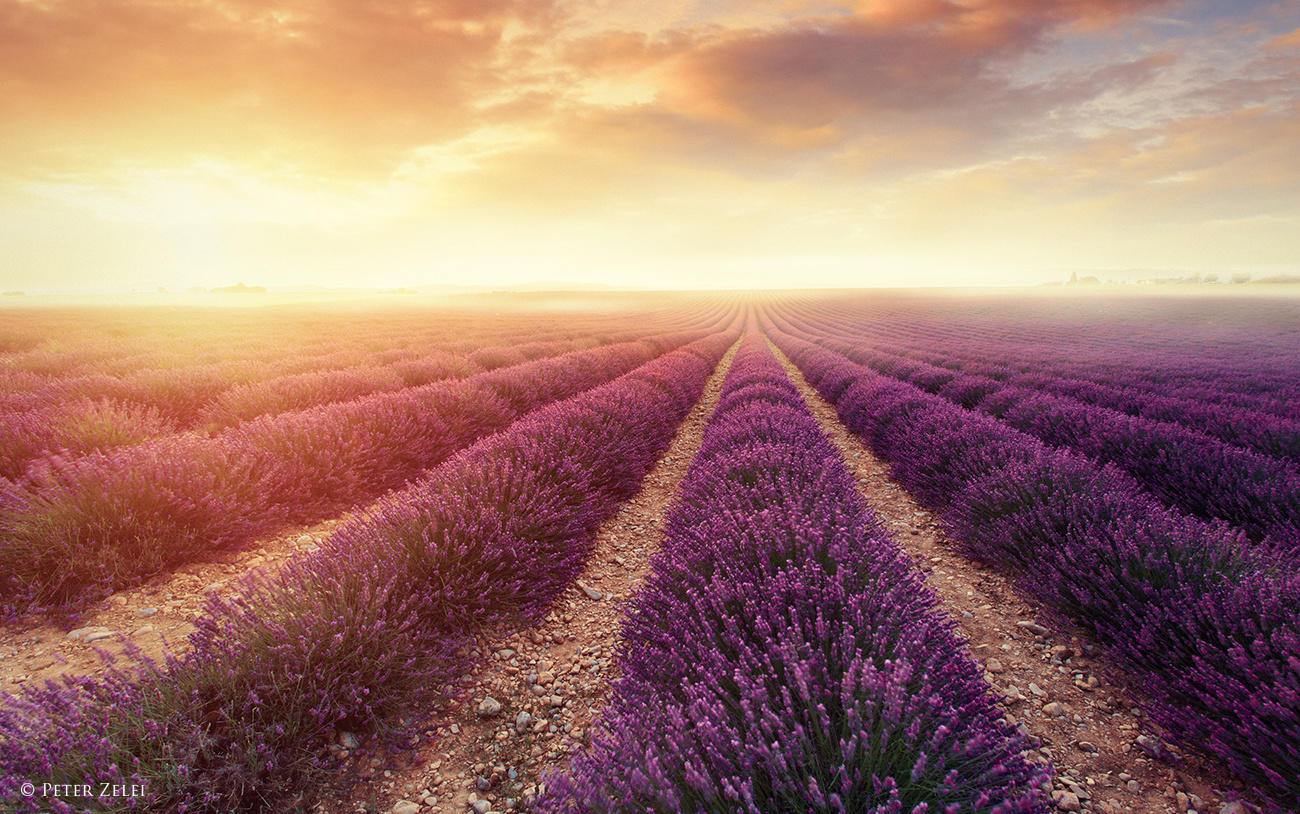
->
0, 328, 720, 618
540, 337, 1048, 813
802, 333, 1300, 548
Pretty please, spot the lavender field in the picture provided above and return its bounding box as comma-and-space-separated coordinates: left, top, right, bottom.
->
0, 292, 1297, 814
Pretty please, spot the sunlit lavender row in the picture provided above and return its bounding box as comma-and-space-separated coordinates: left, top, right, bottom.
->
0, 325, 737, 812
0, 319, 736, 618
540, 334, 1050, 812
0, 318, 724, 480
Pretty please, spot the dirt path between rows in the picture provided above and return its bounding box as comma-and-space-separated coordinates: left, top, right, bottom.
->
770, 341, 1243, 814
0, 515, 352, 691
326, 341, 739, 814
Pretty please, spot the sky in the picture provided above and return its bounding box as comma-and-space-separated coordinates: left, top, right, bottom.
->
0, 0, 1297, 292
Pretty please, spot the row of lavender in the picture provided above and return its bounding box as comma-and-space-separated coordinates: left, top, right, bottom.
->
0, 303, 726, 392
0, 334, 604, 481
0, 307, 510, 376
0, 321, 730, 618
540, 336, 1049, 813
766, 309, 1300, 550
765, 323, 1299, 811
0, 307, 727, 480
780, 297, 1300, 417
0, 314, 643, 415
782, 301, 1300, 464
0, 330, 736, 813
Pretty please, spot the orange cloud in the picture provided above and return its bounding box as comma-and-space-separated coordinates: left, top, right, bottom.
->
1267, 25, 1300, 47
663, 0, 1175, 117
538, 14, 1179, 185
0, 0, 559, 176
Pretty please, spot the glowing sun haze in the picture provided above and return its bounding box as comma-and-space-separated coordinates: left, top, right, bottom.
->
1, 0, 1297, 291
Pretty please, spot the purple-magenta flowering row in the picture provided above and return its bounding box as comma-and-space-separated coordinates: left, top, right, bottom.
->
0, 297, 727, 473
790, 292, 1300, 403
768, 326, 1299, 811
0, 311, 647, 418
0, 325, 724, 618
790, 311, 1300, 467
846, 337, 1300, 467
539, 336, 1049, 813
770, 314, 1300, 550
774, 296, 1300, 419
0, 331, 646, 482
0, 330, 736, 813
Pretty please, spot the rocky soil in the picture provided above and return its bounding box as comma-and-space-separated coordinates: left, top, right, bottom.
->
0, 516, 349, 688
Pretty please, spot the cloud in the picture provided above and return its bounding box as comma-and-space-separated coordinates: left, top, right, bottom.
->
895, 98, 1300, 225
0, 0, 560, 175
1267, 25, 1300, 47
676, 2, 1173, 114
0, 0, 1231, 187
518, 0, 1184, 182
1, 0, 1297, 290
